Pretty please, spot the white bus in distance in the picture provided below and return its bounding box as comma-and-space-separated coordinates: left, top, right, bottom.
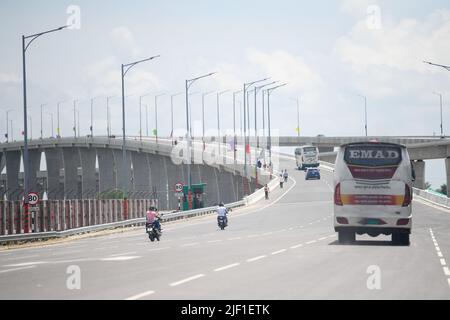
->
295, 146, 320, 171
333, 141, 414, 246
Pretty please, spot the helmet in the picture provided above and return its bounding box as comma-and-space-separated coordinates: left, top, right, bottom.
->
219, 202, 225, 207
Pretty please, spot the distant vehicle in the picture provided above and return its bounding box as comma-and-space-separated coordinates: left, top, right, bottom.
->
333, 142, 414, 246
305, 168, 321, 180
295, 146, 320, 170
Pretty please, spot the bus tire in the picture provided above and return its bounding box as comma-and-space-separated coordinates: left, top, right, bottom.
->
338, 231, 355, 244
392, 233, 410, 246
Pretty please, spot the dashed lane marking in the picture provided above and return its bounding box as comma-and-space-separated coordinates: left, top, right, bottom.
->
125, 290, 155, 300
0, 266, 36, 274
170, 274, 205, 287
246, 255, 267, 262
214, 263, 240, 272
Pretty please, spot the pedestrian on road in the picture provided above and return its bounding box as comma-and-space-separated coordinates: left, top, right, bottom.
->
283, 170, 289, 183
279, 174, 284, 189
264, 184, 269, 200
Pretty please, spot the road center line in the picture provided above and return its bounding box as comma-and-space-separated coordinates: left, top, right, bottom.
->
0, 266, 36, 274
272, 249, 287, 255
306, 240, 317, 245
214, 263, 240, 272
125, 290, 155, 300
170, 274, 205, 287
247, 255, 267, 262
440, 259, 447, 266
290, 244, 303, 249
109, 252, 137, 257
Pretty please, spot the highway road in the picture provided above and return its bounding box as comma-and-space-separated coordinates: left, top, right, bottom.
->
0, 156, 449, 300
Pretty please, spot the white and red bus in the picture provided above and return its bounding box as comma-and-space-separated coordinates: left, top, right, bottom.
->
333, 142, 414, 245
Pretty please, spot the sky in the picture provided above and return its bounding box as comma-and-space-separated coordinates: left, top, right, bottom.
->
0, 0, 449, 188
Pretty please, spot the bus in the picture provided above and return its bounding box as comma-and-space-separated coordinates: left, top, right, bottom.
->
295, 146, 320, 171
333, 142, 414, 246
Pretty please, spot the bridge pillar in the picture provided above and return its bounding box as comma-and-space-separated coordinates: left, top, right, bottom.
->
217, 168, 236, 204
28, 150, 42, 196
130, 152, 151, 199
412, 160, 426, 190
112, 149, 132, 197
62, 148, 81, 199
97, 148, 116, 194
45, 149, 64, 200
200, 166, 220, 207
147, 154, 168, 210
79, 148, 97, 199
446, 158, 450, 198
5, 151, 21, 200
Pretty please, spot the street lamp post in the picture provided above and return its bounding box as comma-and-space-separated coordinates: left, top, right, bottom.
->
139, 93, 152, 141
290, 97, 301, 138
22, 26, 68, 233
5, 110, 12, 143
216, 90, 229, 156
233, 90, 243, 163
154, 93, 165, 144
90, 96, 101, 138
46, 112, 54, 137
73, 99, 78, 138
433, 92, 444, 137
357, 94, 368, 137
243, 78, 270, 180
423, 61, 450, 72
201, 91, 215, 150
266, 83, 288, 167
185, 72, 217, 207
106, 96, 115, 137
40, 103, 47, 140
28, 116, 32, 140
56, 100, 67, 138
170, 92, 183, 146
121, 55, 160, 206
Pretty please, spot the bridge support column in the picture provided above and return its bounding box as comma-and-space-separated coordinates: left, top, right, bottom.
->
412, 160, 426, 190
62, 148, 81, 199
79, 148, 97, 199
130, 152, 151, 199
45, 149, 64, 200
5, 151, 21, 200
112, 149, 132, 197
28, 150, 42, 196
148, 154, 168, 210
446, 158, 450, 198
97, 149, 116, 194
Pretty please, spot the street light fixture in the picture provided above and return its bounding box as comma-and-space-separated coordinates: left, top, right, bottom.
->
139, 92, 153, 141
232, 90, 243, 163
423, 61, 450, 72
433, 92, 444, 138
290, 97, 301, 138
40, 103, 48, 140
121, 55, 160, 204
154, 93, 165, 144
185, 72, 217, 206
216, 90, 230, 155
265, 83, 288, 166
73, 99, 78, 138
357, 94, 368, 137
242, 78, 270, 179
201, 91, 215, 150
22, 25, 68, 232
170, 92, 183, 146
5, 109, 12, 143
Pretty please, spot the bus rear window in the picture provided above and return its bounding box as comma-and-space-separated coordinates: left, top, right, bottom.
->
303, 147, 317, 153
344, 145, 402, 167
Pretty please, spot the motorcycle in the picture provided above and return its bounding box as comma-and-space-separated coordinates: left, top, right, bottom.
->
218, 216, 228, 230
146, 221, 162, 242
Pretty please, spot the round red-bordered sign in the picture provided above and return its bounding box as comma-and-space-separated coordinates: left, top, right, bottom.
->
28, 192, 40, 205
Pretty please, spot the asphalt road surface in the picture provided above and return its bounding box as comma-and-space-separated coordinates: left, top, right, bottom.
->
1, 156, 449, 300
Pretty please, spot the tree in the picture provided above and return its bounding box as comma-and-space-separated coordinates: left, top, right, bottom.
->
425, 182, 432, 190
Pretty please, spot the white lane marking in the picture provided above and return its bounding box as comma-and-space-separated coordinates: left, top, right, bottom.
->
125, 290, 155, 300
290, 244, 303, 249
262, 232, 273, 236
308, 223, 313, 225
181, 243, 199, 247
288, 227, 294, 231
170, 274, 205, 287
148, 247, 171, 252
440, 259, 447, 266
246, 255, 267, 262
306, 240, 317, 245
93, 246, 119, 251
100, 256, 140, 261
4, 261, 47, 267
318, 237, 328, 241
228, 237, 242, 241
272, 249, 287, 255
437, 252, 443, 258
448, 279, 450, 288
0, 266, 36, 274
207, 240, 222, 243
109, 252, 137, 257
444, 267, 450, 276
436, 247, 441, 252
214, 263, 240, 272
247, 235, 258, 238
52, 250, 83, 256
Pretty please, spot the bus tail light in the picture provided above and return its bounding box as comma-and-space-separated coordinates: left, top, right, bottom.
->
397, 218, 410, 226
334, 183, 343, 206
402, 184, 412, 207
336, 217, 349, 224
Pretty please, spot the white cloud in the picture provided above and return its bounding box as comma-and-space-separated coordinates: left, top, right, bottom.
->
109, 26, 142, 59
336, 9, 450, 74
340, 0, 375, 16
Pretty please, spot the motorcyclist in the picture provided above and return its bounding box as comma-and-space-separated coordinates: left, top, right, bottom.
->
216, 202, 228, 227
146, 206, 162, 233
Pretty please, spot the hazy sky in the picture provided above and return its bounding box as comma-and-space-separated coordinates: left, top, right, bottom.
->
0, 0, 449, 187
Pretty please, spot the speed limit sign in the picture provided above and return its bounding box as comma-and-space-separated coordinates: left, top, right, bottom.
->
28, 192, 40, 205
174, 183, 183, 193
